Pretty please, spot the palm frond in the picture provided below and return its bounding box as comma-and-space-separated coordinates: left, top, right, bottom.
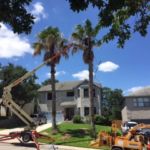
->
75, 24, 84, 38
45, 35, 56, 50
33, 43, 43, 56
72, 46, 78, 55
84, 19, 92, 36
72, 32, 81, 40
92, 23, 101, 36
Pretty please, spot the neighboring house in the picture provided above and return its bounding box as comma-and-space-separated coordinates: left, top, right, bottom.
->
38, 80, 102, 120
122, 87, 150, 123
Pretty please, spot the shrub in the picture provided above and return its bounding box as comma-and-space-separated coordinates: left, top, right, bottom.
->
73, 115, 83, 123
84, 115, 90, 124
94, 115, 108, 125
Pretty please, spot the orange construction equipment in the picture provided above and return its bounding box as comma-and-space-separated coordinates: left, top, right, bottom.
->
90, 121, 120, 148
90, 131, 113, 148
90, 123, 150, 150
112, 123, 150, 150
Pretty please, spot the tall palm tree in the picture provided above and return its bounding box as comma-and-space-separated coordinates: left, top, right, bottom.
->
71, 19, 101, 138
33, 26, 68, 130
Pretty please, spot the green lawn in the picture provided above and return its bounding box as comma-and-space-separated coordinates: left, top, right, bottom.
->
40, 122, 112, 149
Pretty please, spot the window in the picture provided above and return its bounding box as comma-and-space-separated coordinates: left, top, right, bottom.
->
133, 97, 150, 107
84, 88, 89, 98
84, 107, 89, 116
47, 92, 52, 100
143, 98, 150, 107
83, 88, 96, 98
138, 98, 144, 107
77, 89, 80, 97
66, 91, 74, 97
133, 99, 138, 107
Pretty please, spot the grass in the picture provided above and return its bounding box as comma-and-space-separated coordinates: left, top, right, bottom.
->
39, 122, 112, 149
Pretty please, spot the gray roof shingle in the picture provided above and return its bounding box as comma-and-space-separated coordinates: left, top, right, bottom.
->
129, 87, 150, 96
38, 80, 101, 92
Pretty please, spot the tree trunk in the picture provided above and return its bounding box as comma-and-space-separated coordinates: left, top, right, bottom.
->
88, 53, 96, 139
51, 65, 57, 130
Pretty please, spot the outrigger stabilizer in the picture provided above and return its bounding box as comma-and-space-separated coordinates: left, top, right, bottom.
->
0, 130, 55, 150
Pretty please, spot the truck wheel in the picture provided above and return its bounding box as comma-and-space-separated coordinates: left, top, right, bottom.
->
22, 133, 31, 143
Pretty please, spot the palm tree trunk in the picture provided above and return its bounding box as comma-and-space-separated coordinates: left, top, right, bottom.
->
51, 64, 57, 130
88, 56, 96, 139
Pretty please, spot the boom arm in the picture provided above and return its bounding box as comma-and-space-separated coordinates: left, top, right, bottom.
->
2, 47, 70, 129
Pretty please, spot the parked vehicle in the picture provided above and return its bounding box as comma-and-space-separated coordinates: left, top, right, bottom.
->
121, 121, 138, 134
31, 113, 47, 125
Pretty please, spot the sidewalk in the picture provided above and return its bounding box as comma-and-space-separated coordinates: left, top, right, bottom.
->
0, 143, 97, 150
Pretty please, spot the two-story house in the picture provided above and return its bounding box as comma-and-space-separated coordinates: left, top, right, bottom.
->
38, 80, 102, 120
122, 87, 150, 123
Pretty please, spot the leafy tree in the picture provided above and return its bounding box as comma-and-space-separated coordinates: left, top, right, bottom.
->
33, 26, 68, 130
67, 0, 150, 47
0, 63, 40, 105
0, 0, 34, 34
42, 78, 59, 86
71, 19, 101, 138
102, 87, 125, 121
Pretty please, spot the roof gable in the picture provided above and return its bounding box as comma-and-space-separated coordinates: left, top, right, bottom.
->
38, 80, 101, 92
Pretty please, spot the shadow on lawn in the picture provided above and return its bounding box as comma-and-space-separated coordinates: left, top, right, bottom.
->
56, 138, 91, 145
62, 128, 89, 138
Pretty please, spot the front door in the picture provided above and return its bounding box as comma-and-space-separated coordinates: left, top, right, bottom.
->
65, 108, 74, 120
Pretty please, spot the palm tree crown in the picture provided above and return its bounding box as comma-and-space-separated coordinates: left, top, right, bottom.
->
33, 26, 68, 65
72, 19, 101, 63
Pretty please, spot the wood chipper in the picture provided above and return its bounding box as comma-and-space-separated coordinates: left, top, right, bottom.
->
90, 123, 150, 150
112, 123, 150, 150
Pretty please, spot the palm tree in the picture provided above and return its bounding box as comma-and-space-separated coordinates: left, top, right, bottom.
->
33, 27, 68, 130
71, 19, 101, 138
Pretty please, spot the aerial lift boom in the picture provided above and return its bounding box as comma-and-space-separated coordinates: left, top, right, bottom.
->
0, 47, 71, 150
2, 48, 68, 129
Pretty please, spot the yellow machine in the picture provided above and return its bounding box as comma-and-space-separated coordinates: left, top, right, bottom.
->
90, 120, 120, 148
90, 123, 150, 150
112, 124, 150, 150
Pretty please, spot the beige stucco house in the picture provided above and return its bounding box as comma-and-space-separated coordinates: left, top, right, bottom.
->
122, 87, 150, 123
38, 80, 102, 120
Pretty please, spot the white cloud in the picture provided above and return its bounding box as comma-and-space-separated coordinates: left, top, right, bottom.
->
46, 71, 66, 77
98, 61, 119, 72
72, 70, 95, 80
127, 86, 144, 93
56, 71, 66, 77
31, 2, 47, 22
124, 85, 150, 95
0, 23, 33, 58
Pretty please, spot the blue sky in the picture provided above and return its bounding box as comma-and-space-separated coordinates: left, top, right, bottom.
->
0, 0, 150, 95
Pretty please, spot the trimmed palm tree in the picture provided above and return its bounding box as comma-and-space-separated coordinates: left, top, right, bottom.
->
33, 26, 68, 130
71, 19, 101, 138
